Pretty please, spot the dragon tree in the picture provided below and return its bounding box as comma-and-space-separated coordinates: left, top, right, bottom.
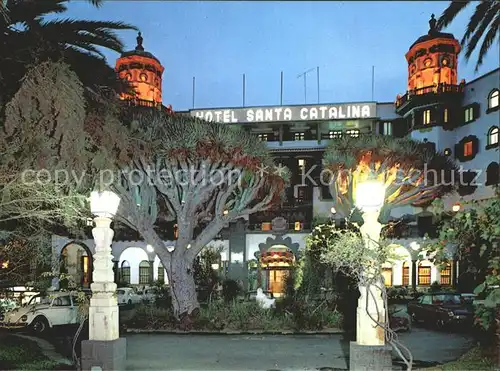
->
111, 111, 288, 320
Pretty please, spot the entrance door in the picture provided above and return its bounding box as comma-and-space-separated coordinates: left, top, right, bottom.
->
269, 270, 288, 297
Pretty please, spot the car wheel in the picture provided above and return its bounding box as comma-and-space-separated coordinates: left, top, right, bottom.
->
31, 316, 49, 335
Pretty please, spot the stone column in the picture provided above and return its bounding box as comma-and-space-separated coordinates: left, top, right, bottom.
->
350, 211, 392, 371
411, 259, 418, 291
81, 216, 126, 371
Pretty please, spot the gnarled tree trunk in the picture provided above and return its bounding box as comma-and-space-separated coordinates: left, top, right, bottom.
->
166, 246, 199, 327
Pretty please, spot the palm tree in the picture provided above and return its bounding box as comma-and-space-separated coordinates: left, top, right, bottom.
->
436, 1, 500, 71
0, 0, 137, 107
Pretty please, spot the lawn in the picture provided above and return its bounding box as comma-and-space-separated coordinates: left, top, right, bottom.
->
0, 334, 69, 370
426, 346, 497, 371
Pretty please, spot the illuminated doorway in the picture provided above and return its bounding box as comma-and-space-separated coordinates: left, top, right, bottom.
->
259, 245, 295, 297
60, 243, 92, 289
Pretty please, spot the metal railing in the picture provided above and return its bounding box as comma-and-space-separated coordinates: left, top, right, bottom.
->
396, 83, 465, 108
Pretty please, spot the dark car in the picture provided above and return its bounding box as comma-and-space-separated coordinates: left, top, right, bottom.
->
407, 292, 473, 329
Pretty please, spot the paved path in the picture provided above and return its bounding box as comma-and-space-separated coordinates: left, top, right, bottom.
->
125, 327, 473, 370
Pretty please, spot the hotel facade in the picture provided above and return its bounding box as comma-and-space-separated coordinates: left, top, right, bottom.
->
52, 16, 499, 296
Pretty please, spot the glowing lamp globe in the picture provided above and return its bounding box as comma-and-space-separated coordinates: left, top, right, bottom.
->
211, 263, 220, 270
452, 203, 461, 212
90, 191, 121, 218
355, 180, 386, 212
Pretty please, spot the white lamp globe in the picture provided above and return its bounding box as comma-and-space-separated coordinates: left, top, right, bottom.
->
355, 180, 386, 212
90, 191, 121, 218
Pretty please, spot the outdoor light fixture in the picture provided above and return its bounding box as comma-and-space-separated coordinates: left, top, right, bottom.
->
90, 190, 120, 218
146, 244, 154, 253
355, 180, 386, 212
223, 209, 229, 215
410, 241, 420, 251
452, 202, 461, 212
211, 263, 220, 270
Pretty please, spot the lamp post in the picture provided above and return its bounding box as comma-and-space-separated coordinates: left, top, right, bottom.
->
81, 191, 126, 371
350, 180, 392, 371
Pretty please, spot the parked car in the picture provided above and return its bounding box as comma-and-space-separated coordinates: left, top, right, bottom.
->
389, 306, 411, 332
117, 288, 142, 305
0, 292, 79, 334
407, 292, 473, 328
137, 287, 157, 303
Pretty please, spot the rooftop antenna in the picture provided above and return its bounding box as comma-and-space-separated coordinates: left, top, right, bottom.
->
297, 67, 315, 104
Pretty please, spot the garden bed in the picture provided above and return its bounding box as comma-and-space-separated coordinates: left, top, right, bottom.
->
125, 300, 343, 333
0, 334, 72, 370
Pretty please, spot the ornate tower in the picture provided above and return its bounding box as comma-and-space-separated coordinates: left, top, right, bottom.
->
405, 14, 461, 92
115, 32, 164, 106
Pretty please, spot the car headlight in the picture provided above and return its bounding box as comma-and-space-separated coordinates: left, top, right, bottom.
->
21, 315, 28, 321
448, 311, 454, 317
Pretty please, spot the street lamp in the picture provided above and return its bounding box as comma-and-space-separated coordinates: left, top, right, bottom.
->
81, 191, 126, 371
452, 202, 461, 212
351, 180, 392, 370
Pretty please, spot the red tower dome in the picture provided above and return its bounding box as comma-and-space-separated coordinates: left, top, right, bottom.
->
115, 32, 164, 106
405, 14, 461, 91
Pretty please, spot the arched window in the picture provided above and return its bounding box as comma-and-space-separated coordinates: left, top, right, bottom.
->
488, 89, 499, 110
486, 162, 499, 186
418, 262, 431, 286
139, 260, 151, 284
402, 262, 410, 286
157, 263, 165, 284
120, 261, 130, 284
440, 262, 452, 285
487, 126, 499, 148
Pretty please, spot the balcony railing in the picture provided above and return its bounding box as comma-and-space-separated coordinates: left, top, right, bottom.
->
122, 98, 174, 113
396, 83, 465, 109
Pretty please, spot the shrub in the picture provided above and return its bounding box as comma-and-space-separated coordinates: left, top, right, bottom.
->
222, 279, 240, 303
127, 304, 174, 329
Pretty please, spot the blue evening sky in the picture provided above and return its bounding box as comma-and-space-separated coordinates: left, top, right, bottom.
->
61, 1, 499, 111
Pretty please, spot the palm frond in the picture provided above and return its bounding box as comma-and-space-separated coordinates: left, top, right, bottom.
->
475, 12, 500, 71
463, 3, 498, 60
436, 1, 471, 31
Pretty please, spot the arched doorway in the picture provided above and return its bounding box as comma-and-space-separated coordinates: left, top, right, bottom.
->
60, 242, 93, 289
259, 245, 295, 297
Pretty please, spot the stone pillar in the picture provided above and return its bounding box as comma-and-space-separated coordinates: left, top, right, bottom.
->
112, 260, 119, 284
451, 257, 458, 288
350, 210, 391, 371
149, 260, 155, 284
411, 259, 418, 291
81, 216, 126, 371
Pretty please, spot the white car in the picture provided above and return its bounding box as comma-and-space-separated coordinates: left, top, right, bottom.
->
0, 292, 79, 334
137, 288, 157, 303
117, 288, 142, 305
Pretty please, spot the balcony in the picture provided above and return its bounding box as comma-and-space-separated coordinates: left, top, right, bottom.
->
395, 83, 465, 115
121, 98, 174, 114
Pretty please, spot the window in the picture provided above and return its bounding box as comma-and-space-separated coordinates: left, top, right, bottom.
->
120, 261, 130, 284
157, 264, 165, 283
444, 148, 452, 156
382, 267, 392, 286
298, 159, 305, 174
423, 109, 431, 125
53, 296, 71, 307
329, 130, 342, 139
418, 263, 431, 285
486, 162, 499, 186
440, 262, 452, 285
421, 295, 432, 305
346, 129, 360, 138
443, 108, 448, 123
487, 126, 499, 148
139, 260, 151, 284
261, 222, 272, 231
464, 106, 474, 123
294, 221, 303, 231
294, 132, 305, 141
258, 133, 268, 142
463, 141, 473, 156
140, 73, 148, 82
383, 122, 392, 136
488, 89, 499, 110
402, 262, 410, 286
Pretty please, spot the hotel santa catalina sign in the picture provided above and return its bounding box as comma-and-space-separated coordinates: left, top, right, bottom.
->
190, 103, 377, 123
